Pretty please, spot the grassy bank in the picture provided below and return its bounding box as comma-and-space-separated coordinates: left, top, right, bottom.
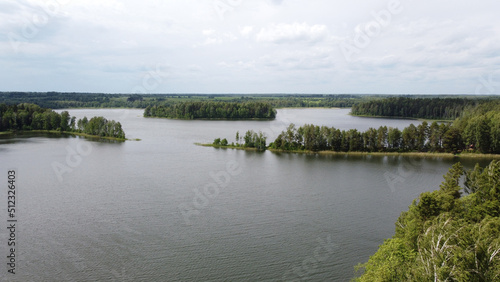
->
0, 130, 139, 141
272, 149, 500, 159
145, 116, 275, 121
194, 143, 261, 151
350, 113, 453, 123
197, 143, 500, 159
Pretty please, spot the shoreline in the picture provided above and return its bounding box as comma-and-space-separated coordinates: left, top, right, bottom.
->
349, 113, 454, 122
196, 143, 500, 159
274, 107, 342, 109
0, 130, 139, 141
145, 116, 276, 121
194, 143, 261, 151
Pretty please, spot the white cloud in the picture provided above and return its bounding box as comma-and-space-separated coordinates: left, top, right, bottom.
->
199, 30, 237, 46
202, 29, 215, 36
256, 22, 329, 44
239, 26, 253, 37
1, 0, 500, 94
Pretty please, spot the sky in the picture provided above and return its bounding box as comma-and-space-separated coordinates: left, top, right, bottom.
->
1, 0, 499, 94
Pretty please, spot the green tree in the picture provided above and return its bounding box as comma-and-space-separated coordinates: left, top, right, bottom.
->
376, 126, 388, 151
464, 115, 491, 153
355, 238, 415, 281
443, 126, 464, 153
387, 127, 402, 151
428, 121, 441, 152
244, 130, 254, 147
402, 124, 418, 151
355, 160, 500, 281
416, 121, 429, 150
490, 113, 500, 153
60, 111, 70, 131
221, 138, 228, 146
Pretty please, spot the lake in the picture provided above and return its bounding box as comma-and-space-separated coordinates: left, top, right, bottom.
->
0, 108, 493, 281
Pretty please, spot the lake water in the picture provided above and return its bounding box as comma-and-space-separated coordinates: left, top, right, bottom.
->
0, 108, 493, 281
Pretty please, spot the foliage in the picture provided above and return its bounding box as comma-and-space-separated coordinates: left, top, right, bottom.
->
77, 116, 125, 139
355, 161, 500, 281
0, 103, 125, 139
350, 97, 493, 120
0, 92, 369, 109
269, 123, 445, 153
243, 130, 267, 150
271, 100, 500, 154
144, 101, 276, 120
212, 130, 266, 151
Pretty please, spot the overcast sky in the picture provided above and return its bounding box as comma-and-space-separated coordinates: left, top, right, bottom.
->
1, 0, 499, 94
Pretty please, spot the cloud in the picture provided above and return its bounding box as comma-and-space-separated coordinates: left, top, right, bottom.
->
1, 0, 500, 94
239, 26, 253, 37
222, 46, 335, 72
256, 22, 329, 44
269, 0, 285, 5
200, 30, 238, 46
202, 29, 215, 36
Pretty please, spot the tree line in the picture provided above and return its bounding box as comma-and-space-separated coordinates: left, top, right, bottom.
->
356, 160, 500, 281
0, 92, 154, 109
268, 122, 460, 153
5, 92, 496, 113
0, 92, 365, 109
0, 103, 125, 139
213, 130, 267, 151
351, 97, 491, 120
270, 101, 500, 154
144, 101, 277, 120
228, 95, 362, 108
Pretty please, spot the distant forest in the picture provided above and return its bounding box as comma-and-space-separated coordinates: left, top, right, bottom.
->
5, 92, 495, 111
144, 101, 276, 120
0, 92, 367, 109
0, 103, 125, 139
351, 97, 500, 120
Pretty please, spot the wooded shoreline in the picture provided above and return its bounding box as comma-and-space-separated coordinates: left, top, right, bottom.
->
196, 143, 500, 159
0, 130, 136, 141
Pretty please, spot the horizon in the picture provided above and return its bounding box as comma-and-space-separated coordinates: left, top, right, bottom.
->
1, 91, 500, 96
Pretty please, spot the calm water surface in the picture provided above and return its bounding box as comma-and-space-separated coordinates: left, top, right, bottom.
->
0, 109, 493, 281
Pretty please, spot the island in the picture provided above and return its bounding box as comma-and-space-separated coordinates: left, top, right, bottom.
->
197, 130, 268, 151
0, 103, 127, 140
144, 101, 277, 120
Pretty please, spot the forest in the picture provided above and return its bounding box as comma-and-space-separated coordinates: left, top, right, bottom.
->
0, 92, 368, 109
269, 101, 500, 154
4, 92, 492, 111
144, 101, 277, 120
355, 160, 500, 281
269, 122, 446, 153
351, 97, 500, 120
0, 103, 125, 139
